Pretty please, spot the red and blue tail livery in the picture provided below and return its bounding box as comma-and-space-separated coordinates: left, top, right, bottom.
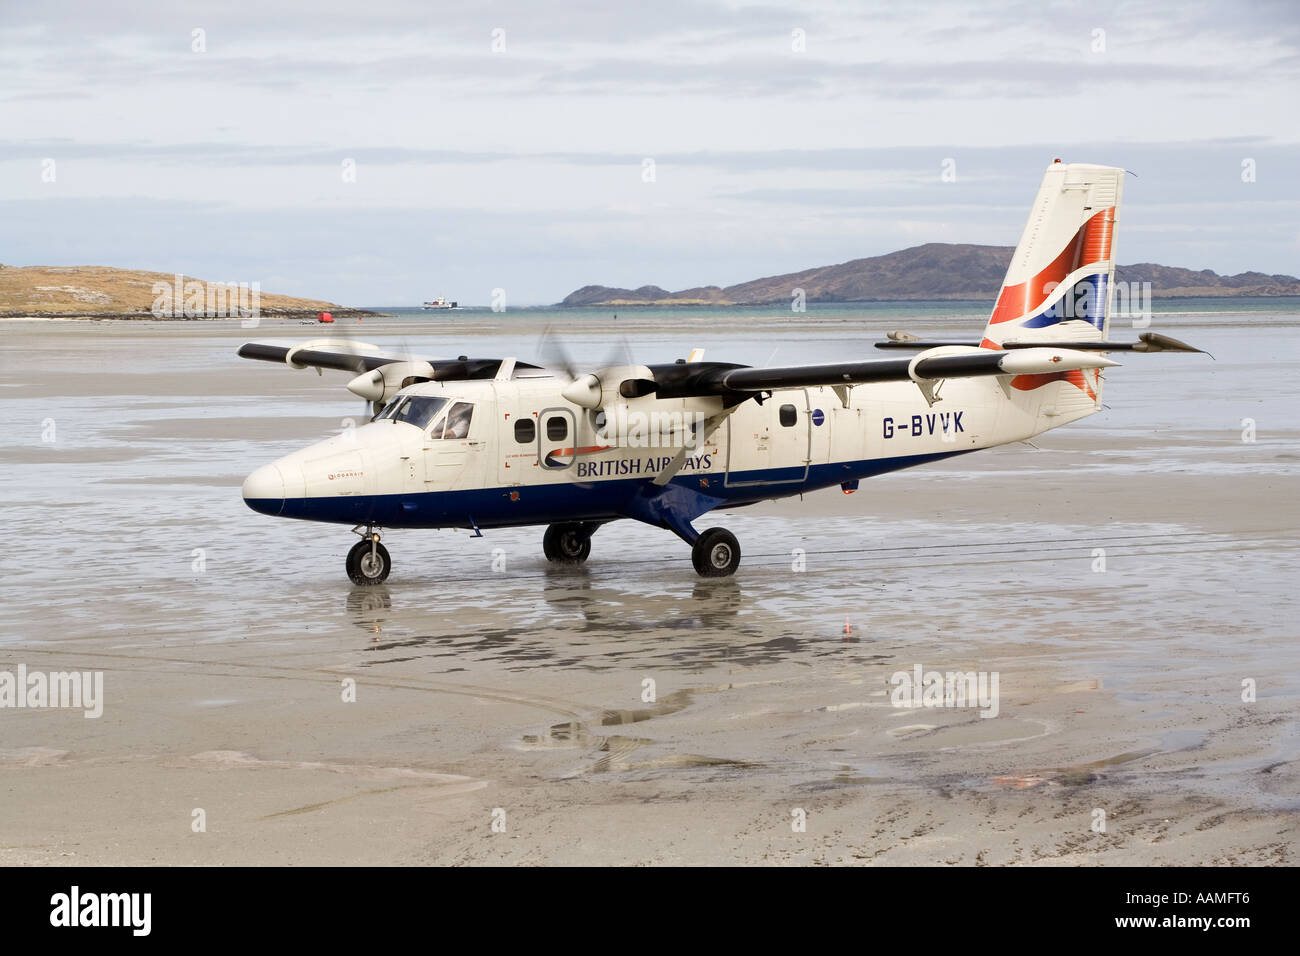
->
982, 161, 1124, 348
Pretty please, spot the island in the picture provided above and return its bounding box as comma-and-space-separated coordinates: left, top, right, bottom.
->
560, 242, 1300, 306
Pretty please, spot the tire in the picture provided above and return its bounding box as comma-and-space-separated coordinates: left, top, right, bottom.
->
692, 527, 740, 577
346, 538, 391, 585
543, 523, 591, 563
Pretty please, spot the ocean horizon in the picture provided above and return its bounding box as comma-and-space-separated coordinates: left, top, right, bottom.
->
362, 295, 1300, 320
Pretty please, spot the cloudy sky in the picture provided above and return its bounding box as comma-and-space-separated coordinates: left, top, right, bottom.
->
2, 0, 1297, 305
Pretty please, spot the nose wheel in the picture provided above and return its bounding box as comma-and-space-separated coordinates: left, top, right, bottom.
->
347, 529, 390, 585
691, 527, 740, 577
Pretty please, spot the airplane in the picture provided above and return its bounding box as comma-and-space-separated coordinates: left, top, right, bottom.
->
239, 160, 1203, 584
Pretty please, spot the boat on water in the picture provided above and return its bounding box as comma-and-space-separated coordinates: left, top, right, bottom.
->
421, 296, 458, 310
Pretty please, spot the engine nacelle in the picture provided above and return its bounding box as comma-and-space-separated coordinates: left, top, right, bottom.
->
560, 365, 657, 409
346, 361, 436, 405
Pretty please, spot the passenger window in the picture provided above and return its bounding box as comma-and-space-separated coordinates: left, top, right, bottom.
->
437, 402, 473, 440
546, 416, 568, 441
779, 404, 797, 427
514, 418, 536, 444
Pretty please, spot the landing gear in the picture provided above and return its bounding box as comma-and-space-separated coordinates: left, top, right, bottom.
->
543, 522, 592, 564
347, 526, 390, 585
691, 527, 740, 577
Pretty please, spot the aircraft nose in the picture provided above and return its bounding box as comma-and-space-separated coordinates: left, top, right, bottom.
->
242, 463, 285, 516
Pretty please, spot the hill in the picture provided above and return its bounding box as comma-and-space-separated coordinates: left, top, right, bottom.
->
560, 244, 1300, 306
0, 264, 370, 318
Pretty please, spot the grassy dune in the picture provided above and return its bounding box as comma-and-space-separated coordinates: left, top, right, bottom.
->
0, 264, 364, 317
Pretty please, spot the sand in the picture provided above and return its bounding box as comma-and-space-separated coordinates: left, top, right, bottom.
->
0, 316, 1296, 865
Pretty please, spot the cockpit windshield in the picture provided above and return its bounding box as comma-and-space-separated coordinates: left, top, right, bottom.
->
374, 395, 448, 430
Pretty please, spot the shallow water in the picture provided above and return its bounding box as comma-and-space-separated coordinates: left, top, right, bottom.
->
1, 310, 1298, 852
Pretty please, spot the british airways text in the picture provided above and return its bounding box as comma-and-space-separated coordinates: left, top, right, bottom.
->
576, 454, 713, 479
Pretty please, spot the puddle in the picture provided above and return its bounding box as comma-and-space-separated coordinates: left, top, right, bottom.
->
520, 720, 601, 749
991, 728, 1213, 789
590, 745, 750, 774
600, 690, 693, 726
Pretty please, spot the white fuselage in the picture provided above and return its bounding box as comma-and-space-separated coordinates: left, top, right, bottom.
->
241, 367, 1099, 532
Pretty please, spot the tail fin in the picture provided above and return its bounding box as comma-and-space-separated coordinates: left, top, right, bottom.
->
981, 160, 1124, 350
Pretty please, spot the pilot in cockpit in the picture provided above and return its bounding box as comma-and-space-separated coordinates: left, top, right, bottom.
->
441, 402, 473, 440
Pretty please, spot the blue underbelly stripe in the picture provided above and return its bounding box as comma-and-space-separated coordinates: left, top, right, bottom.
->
249, 450, 971, 528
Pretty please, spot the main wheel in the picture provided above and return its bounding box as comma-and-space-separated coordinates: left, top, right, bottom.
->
543, 523, 591, 563
346, 538, 391, 585
692, 527, 740, 577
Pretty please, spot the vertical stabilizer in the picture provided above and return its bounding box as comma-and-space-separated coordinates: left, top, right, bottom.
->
981, 161, 1124, 350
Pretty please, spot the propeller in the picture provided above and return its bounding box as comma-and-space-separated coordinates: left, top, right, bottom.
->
292, 321, 430, 418
534, 327, 723, 475
538, 325, 658, 410
245, 320, 543, 420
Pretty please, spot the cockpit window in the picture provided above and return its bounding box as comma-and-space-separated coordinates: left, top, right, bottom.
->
433, 401, 473, 440
376, 395, 448, 430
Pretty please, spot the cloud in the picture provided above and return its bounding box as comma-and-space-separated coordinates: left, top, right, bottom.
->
1, 0, 1297, 301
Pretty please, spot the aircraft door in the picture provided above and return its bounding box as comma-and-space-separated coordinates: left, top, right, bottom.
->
806, 395, 832, 473
423, 400, 484, 490
725, 388, 810, 486
537, 407, 577, 471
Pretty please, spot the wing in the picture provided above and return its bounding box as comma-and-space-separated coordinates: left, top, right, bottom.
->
237, 341, 539, 379
239, 339, 545, 408
642, 346, 1121, 401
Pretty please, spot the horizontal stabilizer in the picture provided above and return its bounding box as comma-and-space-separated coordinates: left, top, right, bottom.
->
875, 331, 1204, 354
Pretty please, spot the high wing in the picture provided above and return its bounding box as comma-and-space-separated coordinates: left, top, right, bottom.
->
612, 330, 1202, 407
638, 345, 1122, 403
241, 330, 1204, 412
237, 341, 539, 379
238, 340, 543, 409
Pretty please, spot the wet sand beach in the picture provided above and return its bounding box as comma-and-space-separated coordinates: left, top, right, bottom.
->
1, 314, 1296, 865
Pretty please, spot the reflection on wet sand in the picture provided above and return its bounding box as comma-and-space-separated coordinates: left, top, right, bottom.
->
519, 692, 756, 776
542, 567, 744, 629
348, 567, 884, 671
346, 586, 393, 635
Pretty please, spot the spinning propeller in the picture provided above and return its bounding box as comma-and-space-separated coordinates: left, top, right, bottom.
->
536, 325, 660, 412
